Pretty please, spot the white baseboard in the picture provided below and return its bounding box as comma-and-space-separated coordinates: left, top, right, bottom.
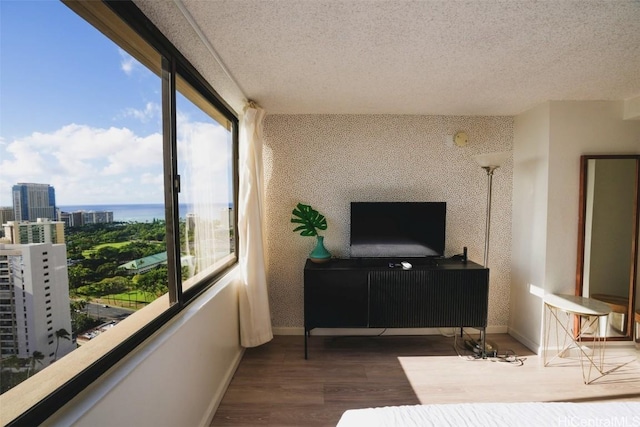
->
507, 327, 541, 354
273, 326, 508, 336
507, 326, 639, 360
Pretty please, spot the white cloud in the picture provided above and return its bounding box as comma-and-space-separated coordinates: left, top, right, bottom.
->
119, 48, 138, 76
140, 172, 164, 186
178, 121, 230, 174
177, 121, 232, 205
0, 117, 231, 206
121, 102, 160, 123
101, 132, 163, 175
0, 123, 163, 205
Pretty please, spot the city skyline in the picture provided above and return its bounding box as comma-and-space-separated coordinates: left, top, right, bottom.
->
0, 1, 228, 207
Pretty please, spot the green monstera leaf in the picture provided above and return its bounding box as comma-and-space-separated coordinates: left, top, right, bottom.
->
291, 203, 328, 237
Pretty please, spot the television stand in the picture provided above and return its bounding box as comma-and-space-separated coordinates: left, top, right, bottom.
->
303, 257, 489, 358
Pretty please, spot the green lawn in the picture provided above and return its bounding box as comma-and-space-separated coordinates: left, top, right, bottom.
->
99, 290, 157, 309
82, 241, 132, 257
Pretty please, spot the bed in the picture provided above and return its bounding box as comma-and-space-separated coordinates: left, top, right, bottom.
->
336, 402, 640, 427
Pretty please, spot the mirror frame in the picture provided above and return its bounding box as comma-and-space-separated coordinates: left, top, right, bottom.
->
575, 154, 640, 341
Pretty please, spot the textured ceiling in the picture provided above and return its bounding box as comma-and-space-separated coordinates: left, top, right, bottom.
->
170, 0, 640, 116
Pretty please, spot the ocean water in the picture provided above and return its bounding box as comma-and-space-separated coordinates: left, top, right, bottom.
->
59, 204, 177, 223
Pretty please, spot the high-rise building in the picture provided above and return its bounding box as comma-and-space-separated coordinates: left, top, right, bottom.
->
59, 210, 113, 227
12, 183, 57, 222
2, 219, 66, 244
0, 207, 15, 226
0, 243, 74, 364
82, 211, 114, 225
0, 207, 15, 239
58, 211, 83, 228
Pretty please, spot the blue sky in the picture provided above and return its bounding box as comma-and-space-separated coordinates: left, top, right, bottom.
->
0, 1, 225, 207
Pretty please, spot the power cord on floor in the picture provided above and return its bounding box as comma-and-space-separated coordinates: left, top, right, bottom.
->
488, 349, 526, 366
453, 332, 527, 366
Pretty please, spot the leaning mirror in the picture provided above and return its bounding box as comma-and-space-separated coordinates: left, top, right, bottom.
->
576, 154, 639, 340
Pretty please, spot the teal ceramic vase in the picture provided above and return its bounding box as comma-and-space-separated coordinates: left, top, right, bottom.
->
309, 235, 331, 263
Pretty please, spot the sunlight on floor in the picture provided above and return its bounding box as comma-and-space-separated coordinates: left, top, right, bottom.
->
396, 338, 640, 404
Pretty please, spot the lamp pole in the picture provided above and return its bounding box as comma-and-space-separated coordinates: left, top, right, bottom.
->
481, 165, 499, 268
473, 151, 509, 268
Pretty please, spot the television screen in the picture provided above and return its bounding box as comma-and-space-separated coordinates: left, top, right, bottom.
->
350, 202, 446, 258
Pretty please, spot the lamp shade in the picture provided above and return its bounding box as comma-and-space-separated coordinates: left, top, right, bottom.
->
473, 151, 510, 168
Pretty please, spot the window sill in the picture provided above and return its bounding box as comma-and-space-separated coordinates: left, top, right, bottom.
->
0, 293, 172, 424
1, 255, 238, 425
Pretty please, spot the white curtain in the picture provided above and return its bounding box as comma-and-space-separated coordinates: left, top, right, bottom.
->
238, 102, 273, 347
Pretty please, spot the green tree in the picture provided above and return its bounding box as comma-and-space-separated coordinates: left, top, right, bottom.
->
27, 351, 44, 378
96, 262, 119, 277
54, 329, 71, 360
96, 276, 130, 295
68, 265, 93, 289
70, 299, 88, 313
136, 266, 169, 299
1, 355, 25, 372
1, 356, 29, 393
71, 311, 100, 335
95, 246, 121, 261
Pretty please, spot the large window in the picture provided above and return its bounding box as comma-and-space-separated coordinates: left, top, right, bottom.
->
176, 76, 236, 292
0, 1, 238, 424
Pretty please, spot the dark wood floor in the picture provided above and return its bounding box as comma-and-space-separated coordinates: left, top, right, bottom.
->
210, 333, 640, 426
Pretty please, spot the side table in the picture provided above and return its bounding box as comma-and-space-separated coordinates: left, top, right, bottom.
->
543, 294, 612, 384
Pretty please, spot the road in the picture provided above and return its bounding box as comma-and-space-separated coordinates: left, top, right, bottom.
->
86, 302, 135, 321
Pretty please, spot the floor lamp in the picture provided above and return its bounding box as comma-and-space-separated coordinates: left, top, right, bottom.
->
473, 151, 510, 268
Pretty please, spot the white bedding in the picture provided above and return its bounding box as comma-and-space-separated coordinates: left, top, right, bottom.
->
337, 402, 640, 427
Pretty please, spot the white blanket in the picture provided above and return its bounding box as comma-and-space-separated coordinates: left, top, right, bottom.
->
337, 402, 640, 427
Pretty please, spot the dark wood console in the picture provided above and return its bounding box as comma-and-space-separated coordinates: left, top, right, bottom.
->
304, 258, 489, 358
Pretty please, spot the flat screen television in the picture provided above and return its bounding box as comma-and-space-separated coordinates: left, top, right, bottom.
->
350, 202, 446, 258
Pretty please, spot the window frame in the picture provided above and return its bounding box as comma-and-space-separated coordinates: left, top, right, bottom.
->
6, 1, 239, 425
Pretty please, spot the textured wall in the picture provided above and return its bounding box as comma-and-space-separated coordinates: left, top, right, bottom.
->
263, 114, 513, 329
